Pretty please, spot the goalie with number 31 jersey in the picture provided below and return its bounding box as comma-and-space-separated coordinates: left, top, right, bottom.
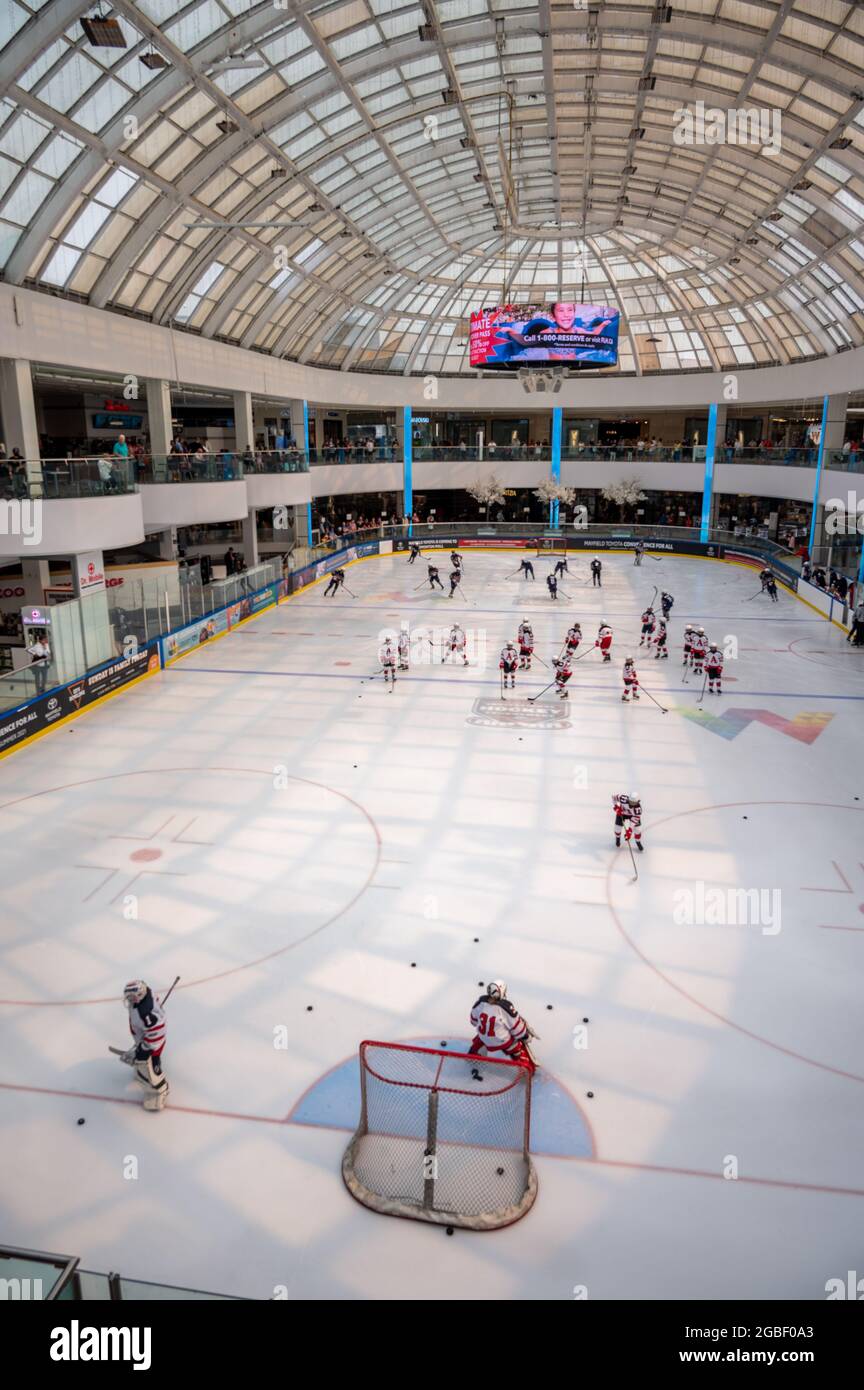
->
468, 980, 536, 1072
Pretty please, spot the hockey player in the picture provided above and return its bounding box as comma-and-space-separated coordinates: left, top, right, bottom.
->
324, 567, 345, 597
427, 563, 444, 591
379, 637, 397, 687
661, 591, 674, 619
468, 980, 536, 1074
450, 550, 462, 572
596, 621, 613, 662
118, 980, 169, 1111
448, 566, 461, 598
499, 640, 518, 689
613, 794, 644, 851
552, 650, 574, 699
759, 567, 773, 592
691, 626, 708, 676
639, 606, 656, 646
546, 573, 558, 600
765, 573, 779, 603
444, 623, 469, 666
683, 622, 695, 668
517, 620, 535, 670
622, 655, 640, 702
565, 621, 582, 653
705, 641, 724, 694
554, 555, 569, 578
634, 539, 644, 567
519, 557, 536, 580
591, 556, 602, 587
397, 629, 410, 671
408, 543, 421, 564
653, 616, 668, 659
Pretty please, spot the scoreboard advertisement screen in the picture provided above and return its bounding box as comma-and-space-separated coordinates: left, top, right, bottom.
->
470, 302, 620, 368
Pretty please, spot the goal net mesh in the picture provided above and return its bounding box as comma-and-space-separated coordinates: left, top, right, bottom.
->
342, 1041, 537, 1229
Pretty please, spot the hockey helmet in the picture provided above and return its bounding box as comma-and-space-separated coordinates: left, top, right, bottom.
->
625, 654, 635, 663
697, 626, 705, 635
123, 980, 148, 1007
709, 642, 718, 650
487, 980, 507, 1000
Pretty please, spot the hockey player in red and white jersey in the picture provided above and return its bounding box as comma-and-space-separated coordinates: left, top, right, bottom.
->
639, 607, 656, 646
118, 980, 169, 1111
565, 622, 582, 653
596, 621, 613, 662
622, 655, 640, 701
683, 623, 695, 668
691, 626, 709, 676
468, 980, 536, 1074
517, 620, 535, 670
653, 616, 668, 659
397, 630, 410, 671
704, 641, 724, 694
613, 794, 643, 852
500, 640, 518, 689
444, 622, 469, 666
552, 649, 574, 699
379, 637, 397, 687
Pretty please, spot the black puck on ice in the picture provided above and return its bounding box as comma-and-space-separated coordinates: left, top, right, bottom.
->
496, 1167, 504, 1176
411, 962, 416, 967
743, 815, 748, 820
446, 1227, 454, 1236
583, 1016, 589, 1023
306, 1005, 313, 1012
77, 1117, 85, 1125
586, 1091, 594, 1099
546, 1004, 553, 1010
440, 1041, 447, 1048
473, 937, 479, 943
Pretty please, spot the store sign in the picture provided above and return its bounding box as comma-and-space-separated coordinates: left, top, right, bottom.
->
76, 551, 105, 594
21, 606, 51, 627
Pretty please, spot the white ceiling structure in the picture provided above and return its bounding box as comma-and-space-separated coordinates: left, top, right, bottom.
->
1, 0, 864, 378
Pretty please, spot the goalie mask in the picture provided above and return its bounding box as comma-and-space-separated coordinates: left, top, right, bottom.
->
123, 980, 148, 1007
487, 980, 507, 1001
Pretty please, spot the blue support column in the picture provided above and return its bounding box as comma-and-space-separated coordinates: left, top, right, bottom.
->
301, 400, 312, 545
550, 407, 562, 528
700, 403, 718, 542
403, 405, 413, 531
808, 395, 830, 556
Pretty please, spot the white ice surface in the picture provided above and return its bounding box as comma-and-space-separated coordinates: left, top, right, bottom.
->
1, 548, 863, 1300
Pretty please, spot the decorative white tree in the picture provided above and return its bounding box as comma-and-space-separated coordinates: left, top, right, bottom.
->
599, 478, 647, 519
467, 474, 507, 514
533, 479, 577, 510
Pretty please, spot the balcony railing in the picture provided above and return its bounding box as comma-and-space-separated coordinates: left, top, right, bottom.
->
0, 456, 137, 499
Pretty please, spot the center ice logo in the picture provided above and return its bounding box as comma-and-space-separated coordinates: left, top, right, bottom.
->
466, 698, 570, 729
677, 708, 833, 743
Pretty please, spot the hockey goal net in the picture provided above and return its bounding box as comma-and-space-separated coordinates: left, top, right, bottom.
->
342, 1041, 537, 1230
534, 537, 568, 558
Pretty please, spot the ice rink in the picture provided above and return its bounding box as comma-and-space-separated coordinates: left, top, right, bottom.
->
1, 546, 863, 1300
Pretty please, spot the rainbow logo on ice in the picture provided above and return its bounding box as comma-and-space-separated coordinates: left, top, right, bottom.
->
677, 708, 833, 743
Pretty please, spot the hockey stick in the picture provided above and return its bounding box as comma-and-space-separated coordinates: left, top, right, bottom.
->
649, 585, 658, 610
341, 585, 357, 598
500, 669, 505, 701
744, 589, 765, 601
639, 684, 669, 714
531, 651, 550, 668
528, 680, 557, 703
160, 975, 181, 1008
557, 587, 574, 599
697, 672, 708, 704
627, 836, 639, 882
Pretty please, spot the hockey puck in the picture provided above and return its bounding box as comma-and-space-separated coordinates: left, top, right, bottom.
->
546, 1004, 553, 1010
473, 937, 479, 943
77, 1117, 85, 1125
446, 1227, 454, 1236
306, 1005, 313, 1012
743, 815, 748, 820
586, 1091, 594, 1099
496, 1167, 504, 1176
411, 962, 416, 967
583, 1016, 589, 1023
440, 1041, 447, 1048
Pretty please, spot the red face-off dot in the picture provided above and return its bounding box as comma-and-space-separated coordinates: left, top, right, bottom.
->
130, 848, 162, 863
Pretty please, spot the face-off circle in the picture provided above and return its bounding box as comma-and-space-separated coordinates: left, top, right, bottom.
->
0, 767, 380, 1005
606, 801, 864, 1083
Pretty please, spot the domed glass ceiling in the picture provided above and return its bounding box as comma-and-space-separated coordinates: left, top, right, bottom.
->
1, 0, 864, 376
